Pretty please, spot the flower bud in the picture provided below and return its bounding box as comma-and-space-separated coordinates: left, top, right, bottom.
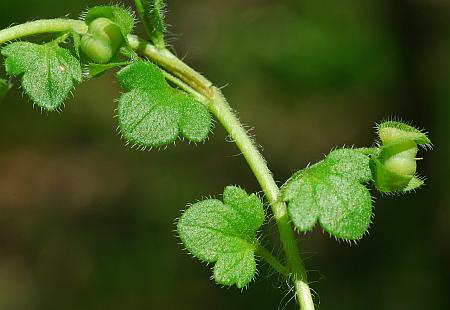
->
81, 17, 123, 64
371, 121, 430, 193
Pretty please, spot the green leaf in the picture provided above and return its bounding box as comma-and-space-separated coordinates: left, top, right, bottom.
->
83, 5, 135, 41
117, 61, 211, 147
1, 41, 82, 111
282, 148, 373, 240
177, 186, 265, 288
0, 78, 11, 102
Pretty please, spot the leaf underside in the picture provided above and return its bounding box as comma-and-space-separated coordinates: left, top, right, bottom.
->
177, 186, 265, 288
2, 41, 82, 111
116, 61, 211, 147
282, 148, 373, 240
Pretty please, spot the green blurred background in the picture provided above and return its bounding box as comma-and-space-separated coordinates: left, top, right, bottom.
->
0, 0, 449, 309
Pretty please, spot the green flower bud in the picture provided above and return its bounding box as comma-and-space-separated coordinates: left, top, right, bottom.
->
81, 17, 124, 64
371, 120, 431, 193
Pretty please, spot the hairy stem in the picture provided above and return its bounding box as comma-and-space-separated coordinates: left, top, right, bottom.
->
133, 0, 154, 39
128, 35, 213, 97
208, 90, 315, 310
161, 69, 206, 103
0, 18, 315, 310
0, 19, 87, 44
255, 243, 289, 277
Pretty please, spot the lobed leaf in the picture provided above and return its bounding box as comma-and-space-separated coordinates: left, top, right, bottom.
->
2, 41, 82, 111
177, 186, 265, 288
117, 61, 211, 147
282, 148, 373, 240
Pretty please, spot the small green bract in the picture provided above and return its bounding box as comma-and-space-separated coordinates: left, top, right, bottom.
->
177, 186, 265, 288
1, 41, 82, 111
117, 61, 211, 147
282, 148, 373, 240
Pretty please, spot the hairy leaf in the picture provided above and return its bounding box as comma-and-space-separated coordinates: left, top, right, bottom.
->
177, 186, 265, 288
117, 61, 211, 147
2, 41, 82, 110
282, 149, 373, 240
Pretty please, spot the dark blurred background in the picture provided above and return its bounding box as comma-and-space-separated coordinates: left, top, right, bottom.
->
0, 0, 449, 309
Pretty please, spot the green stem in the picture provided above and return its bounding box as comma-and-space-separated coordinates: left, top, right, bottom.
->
133, 0, 154, 40
0, 18, 315, 310
128, 35, 213, 98
161, 70, 206, 103
209, 90, 315, 310
0, 19, 87, 44
148, 0, 166, 49
255, 243, 289, 277
0, 20, 211, 97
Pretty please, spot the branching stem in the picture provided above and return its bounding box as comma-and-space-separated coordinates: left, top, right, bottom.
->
0, 18, 315, 310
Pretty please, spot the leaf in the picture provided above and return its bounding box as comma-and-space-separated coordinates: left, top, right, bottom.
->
117, 61, 211, 147
1, 41, 82, 111
282, 148, 373, 240
83, 5, 135, 42
0, 78, 11, 102
177, 186, 265, 288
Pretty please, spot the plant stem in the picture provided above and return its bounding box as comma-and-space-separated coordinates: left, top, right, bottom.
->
0, 18, 315, 310
161, 69, 207, 103
255, 243, 289, 277
0, 19, 87, 44
208, 90, 315, 310
128, 35, 213, 97
133, 0, 154, 40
